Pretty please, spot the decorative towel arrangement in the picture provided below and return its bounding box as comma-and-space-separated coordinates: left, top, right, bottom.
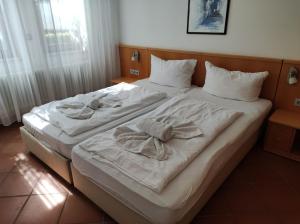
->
59, 107, 95, 119
56, 102, 85, 109
137, 118, 174, 142
77, 95, 242, 192
56, 93, 122, 119
88, 97, 122, 109
114, 116, 203, 160
31, 82, 167, 136
87, 99, 103, 110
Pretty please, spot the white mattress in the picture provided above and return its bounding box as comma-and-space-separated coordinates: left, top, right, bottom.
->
72, 88, 272, 224
23, 79, 191, 159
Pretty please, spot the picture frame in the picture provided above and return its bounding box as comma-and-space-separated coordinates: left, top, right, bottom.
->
187, 0, 230, 34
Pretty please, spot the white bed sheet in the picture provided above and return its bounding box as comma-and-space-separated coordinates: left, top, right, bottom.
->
72, 88, 272, 224
23, 79, 190, 159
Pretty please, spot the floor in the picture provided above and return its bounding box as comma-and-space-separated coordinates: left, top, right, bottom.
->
0, 124, 300, 224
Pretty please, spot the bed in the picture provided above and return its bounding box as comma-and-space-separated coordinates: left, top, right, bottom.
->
71, 88, 272, 224
68, 47, 282, 223
20, 79, 191, 183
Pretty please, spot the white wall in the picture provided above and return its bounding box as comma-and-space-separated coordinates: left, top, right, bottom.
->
119, 0, 300, 60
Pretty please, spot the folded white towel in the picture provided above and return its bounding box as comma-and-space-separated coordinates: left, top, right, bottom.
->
171, 121, 203, 139
114, 116, 203, 160
102, 101, 122, 108
56, 101, 84, 109
114, 126, 167, 160
101, 96, 122, 108
56, 92, 123, 120
137, 118, 173, 142
87, 99, 103, 110
59, 107, 95, 119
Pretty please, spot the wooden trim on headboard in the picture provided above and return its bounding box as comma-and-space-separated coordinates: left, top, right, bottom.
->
119, 44, 283, 102
119, 45, 149, 79
275, 60, 300, 113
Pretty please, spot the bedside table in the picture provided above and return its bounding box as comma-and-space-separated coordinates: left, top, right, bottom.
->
264, 109, 300, 161
111, 77, 140, 85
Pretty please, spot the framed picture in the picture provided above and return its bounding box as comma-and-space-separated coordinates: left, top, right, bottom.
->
187, 0, 230, 34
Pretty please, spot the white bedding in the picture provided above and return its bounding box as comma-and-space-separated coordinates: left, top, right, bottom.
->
76, 95, 242, 192
72, 88, 272, 224
23, 79, 192, 159
30, 82, 167, 136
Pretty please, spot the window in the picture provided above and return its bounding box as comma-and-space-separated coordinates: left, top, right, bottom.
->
0, 13, 16, 59
35, 0, 87, 54
0, 33, 14, 60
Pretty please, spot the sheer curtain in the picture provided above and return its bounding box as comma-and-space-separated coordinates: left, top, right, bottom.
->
0, 0, 119, 126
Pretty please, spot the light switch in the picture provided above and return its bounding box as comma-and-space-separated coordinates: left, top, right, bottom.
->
130, 69, 140, 76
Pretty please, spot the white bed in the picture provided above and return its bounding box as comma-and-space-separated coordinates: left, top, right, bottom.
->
22, 79, 191, 159
71, 88, 272, 224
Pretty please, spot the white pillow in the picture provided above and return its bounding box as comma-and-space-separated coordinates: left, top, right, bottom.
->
203, 61, 269, 102
149, 55, 197, 88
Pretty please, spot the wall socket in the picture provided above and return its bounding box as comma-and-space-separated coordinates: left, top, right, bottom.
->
129, 69, 140, 76
294, 98, 300, 107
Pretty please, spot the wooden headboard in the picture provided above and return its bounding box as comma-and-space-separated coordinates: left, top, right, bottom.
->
275, 60, 300, 113
119, 44, 283, 102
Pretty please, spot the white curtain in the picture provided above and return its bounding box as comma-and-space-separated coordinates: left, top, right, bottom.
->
0, 0, 120, 126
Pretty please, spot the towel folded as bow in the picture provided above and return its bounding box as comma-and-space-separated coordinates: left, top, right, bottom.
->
87, 97, 122, 110
114, 116, 203, 160
87, 99, 103, 110
137, 118, 173, 142
56, 93, 122, 119
56, 102, 85, 109
60, 107, 95, 119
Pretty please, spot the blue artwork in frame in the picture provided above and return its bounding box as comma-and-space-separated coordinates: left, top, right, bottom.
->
187, 0, 230, 34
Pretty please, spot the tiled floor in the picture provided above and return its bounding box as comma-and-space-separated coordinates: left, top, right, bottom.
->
0, 124, 115, 224
0, 124, 300, 224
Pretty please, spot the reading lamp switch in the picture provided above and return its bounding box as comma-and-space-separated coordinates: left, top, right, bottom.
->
294, 98, 300, 107
130, 69, 140, 76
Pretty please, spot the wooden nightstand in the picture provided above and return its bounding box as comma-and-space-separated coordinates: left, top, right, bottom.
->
111, 77, 140, 85
264, 109, 300, 161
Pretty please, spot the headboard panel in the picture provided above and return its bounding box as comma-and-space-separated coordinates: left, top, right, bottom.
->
275, 60, 300, 112
119, 45, 149, 78
119, 44, 283, 102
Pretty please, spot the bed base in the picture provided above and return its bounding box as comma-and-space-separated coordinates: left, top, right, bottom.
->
71, 130, 260, 224
20, 127, 73, 184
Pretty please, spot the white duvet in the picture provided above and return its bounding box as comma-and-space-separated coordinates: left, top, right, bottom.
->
30, 82, 167, 136
75, 94, 242, 193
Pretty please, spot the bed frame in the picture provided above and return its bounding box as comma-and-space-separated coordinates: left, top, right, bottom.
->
71, 129, 260, 224
20, 127, 73, 184
20, 45, 284, 223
